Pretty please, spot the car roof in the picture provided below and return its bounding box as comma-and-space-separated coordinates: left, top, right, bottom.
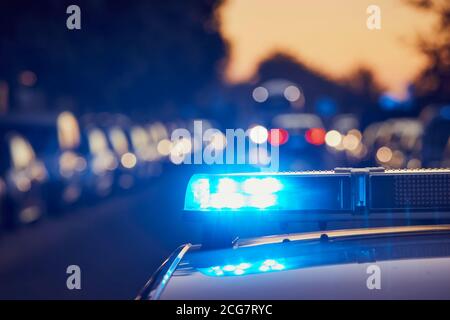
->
154, 225, 450, 300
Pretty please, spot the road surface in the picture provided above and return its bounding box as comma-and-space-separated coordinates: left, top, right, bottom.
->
0, 168, 201, 299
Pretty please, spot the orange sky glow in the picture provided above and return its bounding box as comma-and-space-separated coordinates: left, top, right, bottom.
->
219, 0, 436, 98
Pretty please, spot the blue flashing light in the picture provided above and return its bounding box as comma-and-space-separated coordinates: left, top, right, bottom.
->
199, 259, 286, 277
185, 174, 285, 211
217, 178, 238, 193
242, 177, 282, 194
248, 194, 277, 209
222, 265, 236, 272
184, 172, 352, 212
234, 269, 245, 275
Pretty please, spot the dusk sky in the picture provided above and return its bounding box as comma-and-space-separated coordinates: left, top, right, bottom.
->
219, 0, 436, 98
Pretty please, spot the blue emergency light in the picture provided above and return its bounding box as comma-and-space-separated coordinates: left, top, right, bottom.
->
185, 168, 450, 213
184, 171, 351, 211
198, 259, 286, 277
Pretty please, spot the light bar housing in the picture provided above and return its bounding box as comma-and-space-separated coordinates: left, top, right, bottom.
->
184, 168, 450, 213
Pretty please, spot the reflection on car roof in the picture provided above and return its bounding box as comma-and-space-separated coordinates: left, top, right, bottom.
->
159, 225, 450, 300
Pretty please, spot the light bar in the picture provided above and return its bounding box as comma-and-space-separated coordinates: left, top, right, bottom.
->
184, 168, 450, 213
185, 171, 352, 211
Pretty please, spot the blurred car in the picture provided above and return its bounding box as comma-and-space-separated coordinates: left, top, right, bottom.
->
83, 125, 117, 199
82, 114, 161, 196
127, 124, 162, 181
363, 118, 423, 169
107, 125, 138, 191
269, 112, 327, 170
43, 112, 90, 213
0, 132, 47, 229
422, 105, 450, 168
0, 113, 89, 215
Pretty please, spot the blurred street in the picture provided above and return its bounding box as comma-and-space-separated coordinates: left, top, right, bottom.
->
0, 168, 200, 299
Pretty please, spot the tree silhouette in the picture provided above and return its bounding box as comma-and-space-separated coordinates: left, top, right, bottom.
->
406, 0, 450, 105
343, 66, 384, 103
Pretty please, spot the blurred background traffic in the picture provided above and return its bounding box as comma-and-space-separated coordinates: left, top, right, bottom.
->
0, 0, 449, 298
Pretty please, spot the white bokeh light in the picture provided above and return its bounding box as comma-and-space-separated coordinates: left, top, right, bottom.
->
248, 125, 268, 144
325, 130, 342, 147
283, 85, 301, 102
252, 86, 269, 103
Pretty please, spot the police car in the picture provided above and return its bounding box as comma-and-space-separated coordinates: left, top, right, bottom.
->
137, 168, 450, 299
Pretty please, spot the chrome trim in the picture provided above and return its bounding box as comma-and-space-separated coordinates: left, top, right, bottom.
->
236, 225, 450, 248
136, 243, 191, 300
